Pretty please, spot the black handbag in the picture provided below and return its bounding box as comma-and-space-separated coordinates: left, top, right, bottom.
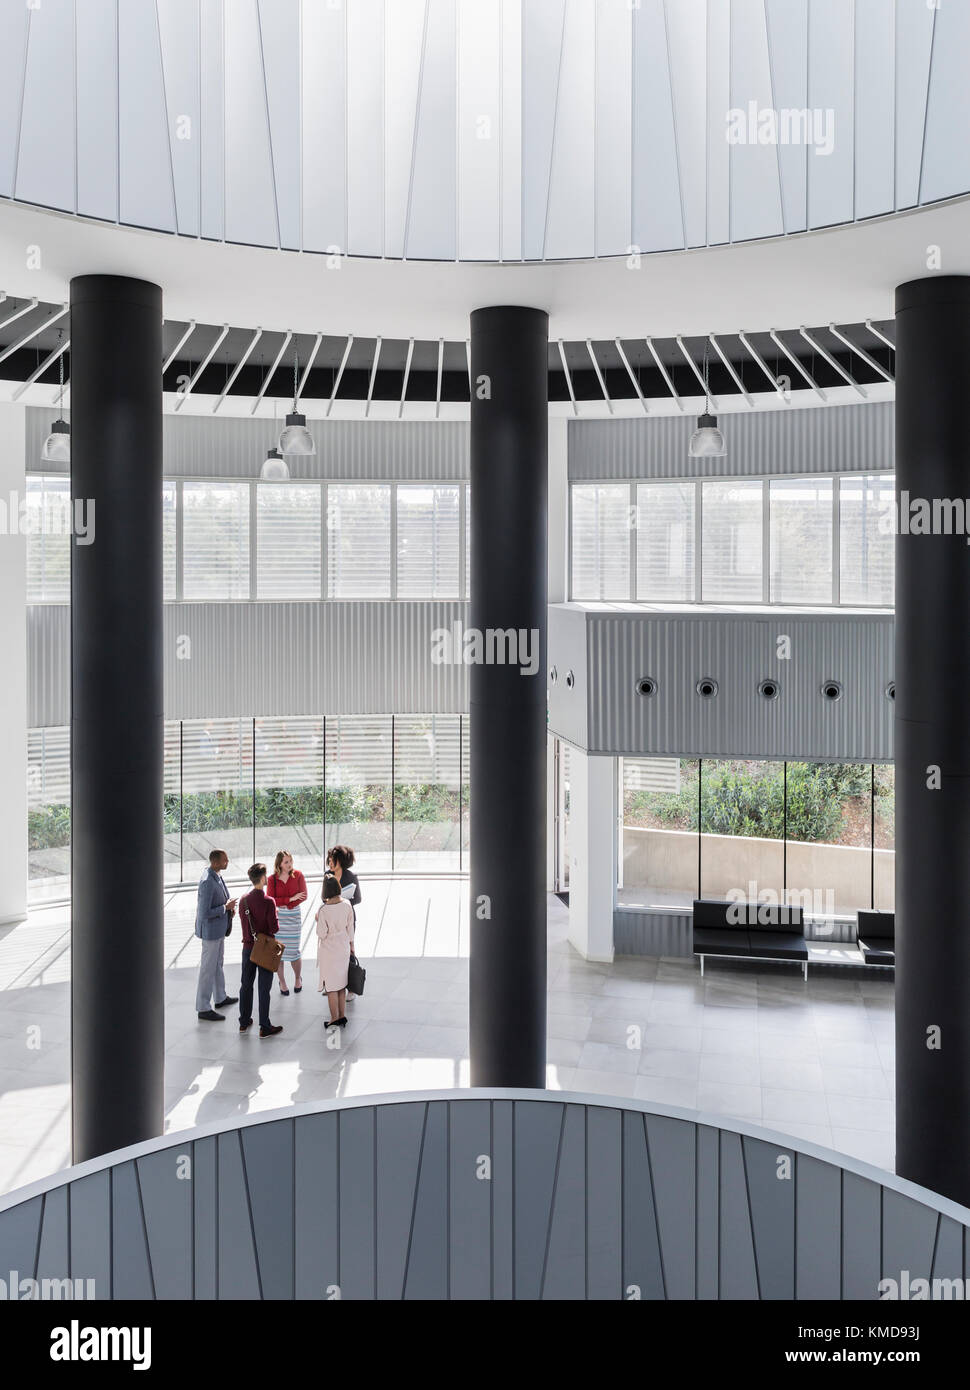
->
347, 953, 366, 996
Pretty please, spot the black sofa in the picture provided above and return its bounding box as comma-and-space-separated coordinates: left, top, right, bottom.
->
856, 910, 895, 967
692, 898, 809, 978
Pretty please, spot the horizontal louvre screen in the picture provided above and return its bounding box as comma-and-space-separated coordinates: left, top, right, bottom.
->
327, 485, 391, 598
256, 483, 322, 599
26, 475, 71, 602
701, 478, 763, 602
622, 757, 682, 795
163, 483, 177, 601
571, 484, 631, 599
397, 485, 460, 599
27, 726, 70, 807
182, 481, 250, 600
839, 474, 894, 605
769, 476, 833, 603
636, 482, 695, 601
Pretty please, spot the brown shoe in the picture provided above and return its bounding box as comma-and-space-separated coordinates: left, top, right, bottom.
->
260, 1024, 283, 1038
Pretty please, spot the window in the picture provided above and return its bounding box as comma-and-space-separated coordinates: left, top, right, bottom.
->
874, 764, 894, 911
784, 762, 872, 917
27, 726, 70, 899
701, 479, 764, 602
325, 715, 393, 872
700, 759, 785, 902
327, 485, 391, 598
397, 485, 460, 599
394, 716, 462, 871
636, 482, 695, 601
839, 474, 894, 605
769, 477, 833, 603
26, 474, 71, 602
180, 718, 254, 878
256, 483, 322, 599
164, 721, 181, 883
619, 757, 698, 909
254, 716, 325, 873
465, 483, 470, 599
182, 481, 250, 600
571, 484, 631, 599
162, 483, 177, 601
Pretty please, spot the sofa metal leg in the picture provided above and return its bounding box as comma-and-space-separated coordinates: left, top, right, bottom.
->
699, 955, 705, 977
803, 961, 808, 981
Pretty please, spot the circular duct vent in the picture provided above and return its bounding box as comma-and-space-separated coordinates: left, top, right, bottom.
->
696, 677, 719, 699
758, 678, 781, 701
636, 676, 659, 697
821, 680, 843, 702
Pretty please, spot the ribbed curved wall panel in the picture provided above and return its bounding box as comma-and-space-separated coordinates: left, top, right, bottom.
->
549, 606, 895, 761
1, 1091, 967, 1301
568, 401, 894, 481
25, 410, 470, 482
29, 602, 468, 726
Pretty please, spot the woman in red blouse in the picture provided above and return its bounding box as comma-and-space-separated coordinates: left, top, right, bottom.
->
266, 850, 308, 995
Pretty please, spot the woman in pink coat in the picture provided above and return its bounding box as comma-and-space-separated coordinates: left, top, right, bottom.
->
316, 874, 355, 1028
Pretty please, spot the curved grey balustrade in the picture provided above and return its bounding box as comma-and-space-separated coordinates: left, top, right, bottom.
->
0, 1090, 967, 1301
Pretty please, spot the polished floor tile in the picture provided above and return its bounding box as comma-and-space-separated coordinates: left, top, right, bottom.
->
0, 879, 901, 1198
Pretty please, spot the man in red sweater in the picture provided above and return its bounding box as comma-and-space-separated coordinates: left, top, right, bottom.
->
238, 863, 283, 1039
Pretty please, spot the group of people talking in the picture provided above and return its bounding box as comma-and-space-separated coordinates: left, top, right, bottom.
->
194, 845, 361, 1038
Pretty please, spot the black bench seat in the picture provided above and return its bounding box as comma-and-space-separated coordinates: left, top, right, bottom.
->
692, 899, 808, 977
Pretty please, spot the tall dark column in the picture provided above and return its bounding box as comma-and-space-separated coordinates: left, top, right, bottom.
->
468, 306, 548, 1088
895, 275, 970, 1205
70, 275, 164, 1162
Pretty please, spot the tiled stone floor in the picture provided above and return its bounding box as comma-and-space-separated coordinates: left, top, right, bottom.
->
0, 878, 895, 1197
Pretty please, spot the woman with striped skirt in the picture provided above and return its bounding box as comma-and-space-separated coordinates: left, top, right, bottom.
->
266, 850, 308, 995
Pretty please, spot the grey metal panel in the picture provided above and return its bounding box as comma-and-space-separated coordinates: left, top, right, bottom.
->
448, 1098, 491, 1301
69, 1170, 111, 1297
0, 1195, 42, 1283
695, 1124, 719, 1299
294, 1112, 339, 1300
795, 1154, 841, 1299
718, 1132, 760, 1299
513, 1100, 565, 1301
567, 608, 895, 761
491, 1100, 514, 1300
882, 1189, 939, 1291
375, 1102, 427, 1300
193, 1136, 217, 1300
621, 1110, 664, 1300
404, 1100, 449, 1300
29, 601, 469, 726
137, 1147, 194, 1300
542, 1103, 586, 1300
614, 910, 692, 958
842, 1171, 881, 1301
586, 1104, 622, 1301
646, 1113, 695, 1300
568, 403, 895, 481
932, 1217, 965, 1290
339, 1107, 376, 1300
35, 1186, 69, 1284
742, 1137, 795, 1300
546, 604, 589, 750
241, 1120, 294, 1301
111, 1162, 155, 1302
217, 1132, 261, 1300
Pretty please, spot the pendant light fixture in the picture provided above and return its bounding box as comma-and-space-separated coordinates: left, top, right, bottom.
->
688, 340, 726, 459
278, 342, 315, 455
260, 446, 289, 481
42, 331, 71, 463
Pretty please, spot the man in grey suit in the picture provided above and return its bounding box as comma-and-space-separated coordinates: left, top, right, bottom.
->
195, 848, 239, 1021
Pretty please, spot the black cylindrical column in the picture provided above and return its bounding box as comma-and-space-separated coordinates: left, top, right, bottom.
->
70, 275, 164, 1162
895, 275, 970, 1205
469, 306, 548, 1088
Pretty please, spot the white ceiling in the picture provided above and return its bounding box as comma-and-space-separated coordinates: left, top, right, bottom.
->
1, 193, 968, 344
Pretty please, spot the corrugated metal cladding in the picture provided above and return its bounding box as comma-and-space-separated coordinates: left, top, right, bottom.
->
28, 602, 469, 726
24, 408, 470, 482
550, 608, 894, 762
568, 401, 894, 480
